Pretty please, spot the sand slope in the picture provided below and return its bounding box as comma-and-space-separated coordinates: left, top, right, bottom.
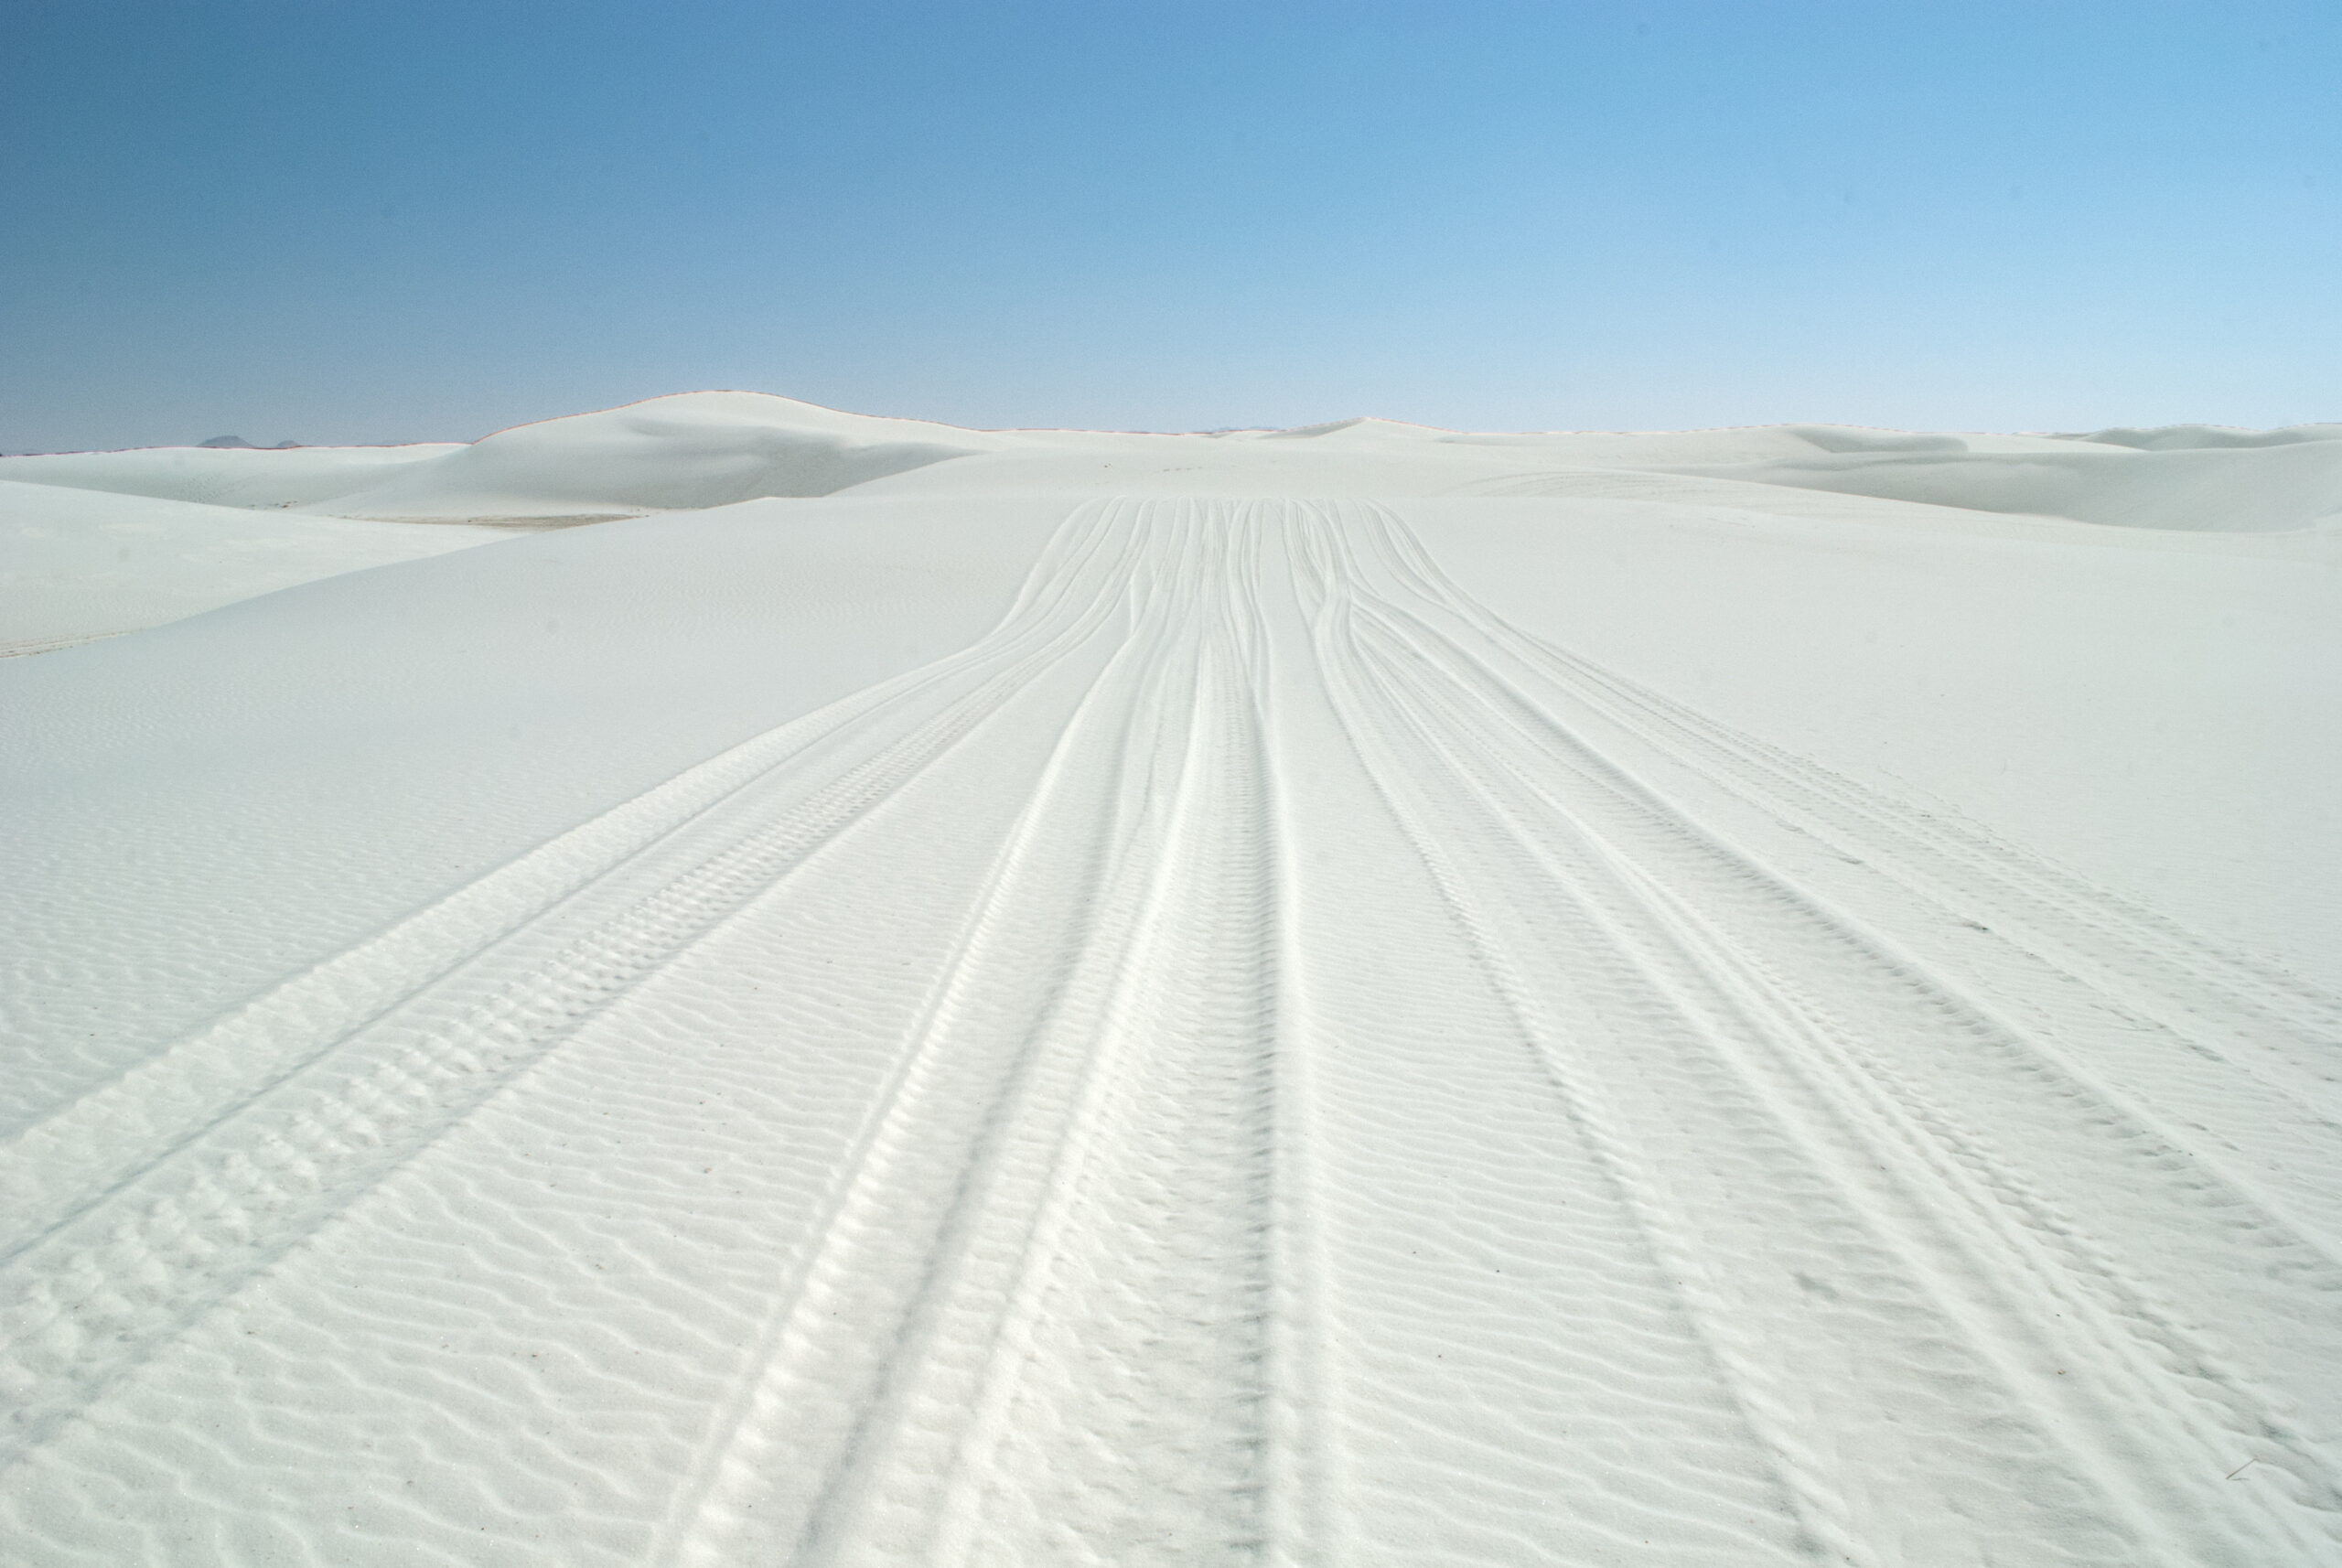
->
1660, 435, 2342, 532
0, 479, 508, 653
2, 403, 2337, 1566
0, 442, 467, 509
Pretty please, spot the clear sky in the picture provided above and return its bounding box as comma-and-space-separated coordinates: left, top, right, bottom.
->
4, 1, 2336, 451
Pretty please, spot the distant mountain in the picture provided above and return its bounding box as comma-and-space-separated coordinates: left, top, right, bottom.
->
198, 436, 303, 449
199, 435, 255, 448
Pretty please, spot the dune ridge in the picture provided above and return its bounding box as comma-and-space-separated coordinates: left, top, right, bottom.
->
12, 392, 2336, 532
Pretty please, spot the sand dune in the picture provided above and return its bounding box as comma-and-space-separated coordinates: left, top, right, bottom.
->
0, 479, 507, 652
16, 392, 2337, 529
2070, 423, 2342, 452
306, 394, 994, 521
1661, 436, 2342, 532
0, 441, 467, 510
2, 400, 2337, 1565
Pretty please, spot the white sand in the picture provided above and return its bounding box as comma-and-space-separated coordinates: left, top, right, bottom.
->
0, 479, 509, 653
2, 394, 2337, 1565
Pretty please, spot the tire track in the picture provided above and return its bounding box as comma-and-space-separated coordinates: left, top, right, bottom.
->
6, 495, 2334, 1567
1330, 503, 2342, 1560
1364, 503, 2342, 1111
1350, 505, 2342, 1256
1568, 650, 2342, 1045
0, 500, 1135, 1146
641, 508, 1255, 1568
1286, 500, 1828, 1565
911, 524, 1279, 1567
0, 499, 1133, 1197
1343, 591, 2332, 1560
1251, 510, 1342, 1568
0, 501, 1147, 1466
1299, 513, 1866, 1566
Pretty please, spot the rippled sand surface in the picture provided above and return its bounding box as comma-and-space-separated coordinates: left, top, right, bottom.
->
5, 400, 2338, 1565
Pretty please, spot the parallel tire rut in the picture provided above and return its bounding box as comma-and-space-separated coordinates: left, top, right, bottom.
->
4, 498, 2331, 1568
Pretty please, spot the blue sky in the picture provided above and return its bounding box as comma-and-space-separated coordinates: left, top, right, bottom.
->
4, 1, 2335, 450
